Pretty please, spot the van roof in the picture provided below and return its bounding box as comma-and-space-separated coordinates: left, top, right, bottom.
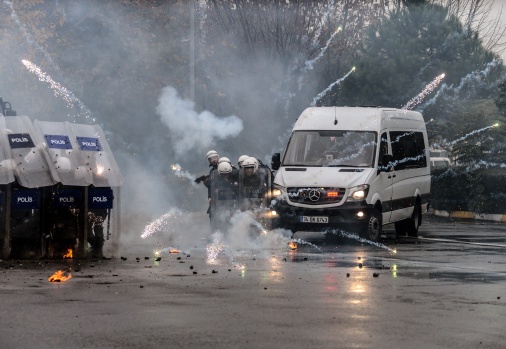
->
294, 106, 424, 131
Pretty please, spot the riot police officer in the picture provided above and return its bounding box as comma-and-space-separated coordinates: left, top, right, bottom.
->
210, 162, 238, 232
237, 155, 249, 169
194, 150, 220, 223
87, 208, 108, 259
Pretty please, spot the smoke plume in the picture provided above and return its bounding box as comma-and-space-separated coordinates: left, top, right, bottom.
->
156, 86, 244, 158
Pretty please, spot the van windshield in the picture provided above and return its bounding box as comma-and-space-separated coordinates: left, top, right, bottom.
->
283, 130, 377, 167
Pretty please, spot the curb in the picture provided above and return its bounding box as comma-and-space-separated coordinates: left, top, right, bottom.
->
432, 209, 506, 223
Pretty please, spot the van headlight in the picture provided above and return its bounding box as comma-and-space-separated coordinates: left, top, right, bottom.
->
347, 185, 369, 201
271, 184, 285, 198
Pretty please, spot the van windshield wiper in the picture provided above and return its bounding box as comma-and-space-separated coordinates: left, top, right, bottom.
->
326, 164, 362, 167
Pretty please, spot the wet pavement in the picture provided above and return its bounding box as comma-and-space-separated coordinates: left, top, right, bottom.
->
1, 215, 505, 349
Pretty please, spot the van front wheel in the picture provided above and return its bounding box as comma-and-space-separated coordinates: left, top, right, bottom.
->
363, 210, 382, 242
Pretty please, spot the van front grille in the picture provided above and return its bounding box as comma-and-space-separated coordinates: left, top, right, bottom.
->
287, 187, 345, 205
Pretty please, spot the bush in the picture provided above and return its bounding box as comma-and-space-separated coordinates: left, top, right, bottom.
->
431, 167, 506, 214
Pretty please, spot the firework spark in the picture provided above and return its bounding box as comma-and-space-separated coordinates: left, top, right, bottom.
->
402, 73, 445, 110
141, 209, 182, 239
21, 59, 93, 120
206, 241, 225, 263
420, 59, 501, 110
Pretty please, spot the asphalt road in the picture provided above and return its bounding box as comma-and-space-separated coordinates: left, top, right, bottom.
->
1, 214, 505, 349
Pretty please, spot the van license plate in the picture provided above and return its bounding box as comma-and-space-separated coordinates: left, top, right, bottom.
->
301, 216, 328, 223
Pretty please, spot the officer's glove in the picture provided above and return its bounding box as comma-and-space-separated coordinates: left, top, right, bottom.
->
195, 175, 209, 184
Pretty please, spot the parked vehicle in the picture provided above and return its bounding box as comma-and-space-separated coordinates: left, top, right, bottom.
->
429, 148, 451, 169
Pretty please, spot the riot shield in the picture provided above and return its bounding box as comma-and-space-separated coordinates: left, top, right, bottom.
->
46, 185, 81, 259
3, 115, 59, 188
9, 186, 42, 258
66, 122, 124, 187
0, 116, 15, 184
88, 186, 119, 258
34, 120, 93, 186
210, 176, 239, 233
239, 166, 272, 231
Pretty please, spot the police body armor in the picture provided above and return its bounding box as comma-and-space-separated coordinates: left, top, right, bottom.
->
239, 166, 272, 232
210, 174, 239, 233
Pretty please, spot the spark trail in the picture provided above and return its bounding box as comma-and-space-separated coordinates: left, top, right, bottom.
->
5, 1, 56, 68
299, 26, 342, 90
402, 73, 445, 110
449, 124, 499, 146
141, 209, 183, 239
420, 59, 501, 110
310, 67, 356, 106
328, 229, 397, 254
21, 60, 94, 121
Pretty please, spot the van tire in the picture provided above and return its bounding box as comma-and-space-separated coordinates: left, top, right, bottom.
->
363, 209, 382, 242
395, 202, 422, 237
406, 203, 421, 237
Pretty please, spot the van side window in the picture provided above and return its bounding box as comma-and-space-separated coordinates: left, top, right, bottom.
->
390, 131, 427, 170
378, 132, 388, 167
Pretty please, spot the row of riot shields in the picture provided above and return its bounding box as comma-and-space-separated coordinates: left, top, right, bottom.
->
0, 115, 123, 259
210, 166, 272, 235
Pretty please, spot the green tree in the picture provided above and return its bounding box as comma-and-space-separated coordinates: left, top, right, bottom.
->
337, 3, 500, 110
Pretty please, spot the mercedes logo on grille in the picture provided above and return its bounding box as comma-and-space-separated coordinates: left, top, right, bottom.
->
308, 189, 321, 202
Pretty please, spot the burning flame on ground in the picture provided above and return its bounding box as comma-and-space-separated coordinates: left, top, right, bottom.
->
63, 249, 73, 259
289, 241, 298, 250
48, 270, 72, 282
169, 247, 180, 253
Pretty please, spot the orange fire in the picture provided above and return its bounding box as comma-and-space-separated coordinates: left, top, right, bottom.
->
289, 241, 298, 250
63, 249, 73, 259
48, 270, 72, 282
169, 247, 180, 253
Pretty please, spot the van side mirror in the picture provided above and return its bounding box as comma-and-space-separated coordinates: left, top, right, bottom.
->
378, 154, 393, 172
271, 153, 281, 170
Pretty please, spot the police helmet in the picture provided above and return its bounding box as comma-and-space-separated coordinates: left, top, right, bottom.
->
218, 157, 232, 165
206, 150, 219, 161
242, 157, 258, 174
218, 162, 232, 174
237, 155, 249, 168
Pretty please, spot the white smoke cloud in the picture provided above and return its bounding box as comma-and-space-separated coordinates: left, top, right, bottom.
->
156, 86, 244, 157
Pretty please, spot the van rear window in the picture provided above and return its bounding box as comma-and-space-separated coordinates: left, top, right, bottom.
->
283, 131, 377, 167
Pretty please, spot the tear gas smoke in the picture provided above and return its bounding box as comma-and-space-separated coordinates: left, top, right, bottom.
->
204, 211, 320, 264
171, 163, 199, 188
402, 73, 445, 110
156, 86, 244, 158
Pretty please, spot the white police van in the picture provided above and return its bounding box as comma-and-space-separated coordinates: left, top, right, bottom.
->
270, 106, 431, 241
